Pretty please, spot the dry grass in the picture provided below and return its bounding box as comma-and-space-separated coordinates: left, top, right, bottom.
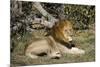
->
10, 28, 95, 66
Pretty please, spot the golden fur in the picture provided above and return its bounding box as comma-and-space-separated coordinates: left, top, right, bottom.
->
25, 36, 61, 59
25, 20, 85, 59
51, 20, 73, 44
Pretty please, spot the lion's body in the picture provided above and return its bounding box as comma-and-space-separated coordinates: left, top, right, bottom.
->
25, 20, 85, 59
26, 36, 61, 59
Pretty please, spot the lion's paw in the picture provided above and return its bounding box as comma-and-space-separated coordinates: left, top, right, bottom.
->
67, 47, 85, 55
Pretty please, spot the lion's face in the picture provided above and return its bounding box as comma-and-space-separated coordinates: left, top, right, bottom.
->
52, 20, 73, 43
62, 21, 73, 42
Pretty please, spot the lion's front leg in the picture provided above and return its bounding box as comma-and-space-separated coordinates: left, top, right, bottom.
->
66, 47, 85, 55
66, 42, 85, 54
57, 43, 85, 55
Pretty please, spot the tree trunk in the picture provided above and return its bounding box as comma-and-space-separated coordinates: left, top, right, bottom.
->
33, 2, 58, 28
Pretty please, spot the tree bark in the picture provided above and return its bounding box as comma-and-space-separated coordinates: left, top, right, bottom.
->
11, 0, 23, 16
33, 2, 58, 28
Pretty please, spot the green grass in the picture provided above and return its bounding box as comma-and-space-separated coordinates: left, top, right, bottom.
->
11, 29, 95, 66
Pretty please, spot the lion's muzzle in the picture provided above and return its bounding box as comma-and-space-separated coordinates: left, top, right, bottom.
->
68, 36, 73, 42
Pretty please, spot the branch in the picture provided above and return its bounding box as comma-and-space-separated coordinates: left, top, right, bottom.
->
33, 2, 58, 28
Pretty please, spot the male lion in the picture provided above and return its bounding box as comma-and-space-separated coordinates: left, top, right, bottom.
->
51, 20, 85, 54
25, 20, 85, 59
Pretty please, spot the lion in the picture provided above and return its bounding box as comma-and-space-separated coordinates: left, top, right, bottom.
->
51, 20, 85, 54
25, 20, 85, 59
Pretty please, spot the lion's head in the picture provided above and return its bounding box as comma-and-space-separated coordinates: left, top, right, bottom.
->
51, 20, 73, 44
